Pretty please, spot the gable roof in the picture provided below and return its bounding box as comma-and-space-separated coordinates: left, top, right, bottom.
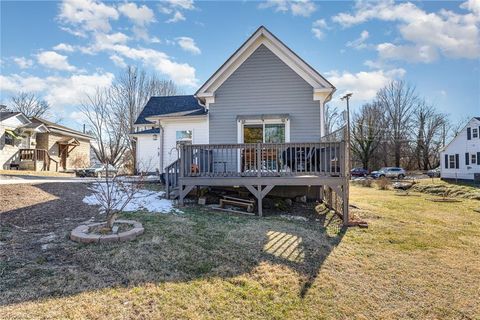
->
134, 95, 205, 125
195, 26, 335, 103
442, 116, 480, 151
0, 111, 30, 124
30, 117, 93, 140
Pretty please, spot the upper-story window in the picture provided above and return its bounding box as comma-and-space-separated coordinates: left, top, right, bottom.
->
472, 153, 477, 164
473, 128, 478, 139
449, 155, 455, 168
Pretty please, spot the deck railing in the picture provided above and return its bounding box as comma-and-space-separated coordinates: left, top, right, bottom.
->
178, 142, 345, 178
165, 158, 180, 196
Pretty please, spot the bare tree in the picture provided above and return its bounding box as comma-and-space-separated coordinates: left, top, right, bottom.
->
351, 102, 385, 170
110, 66, 182, 171
80, 89, 126, 167
376, 81, 419, 167
413, 102, 448, 170
90, 174, 144, 230
324, 104, 344, 135
10, 92, 50, 118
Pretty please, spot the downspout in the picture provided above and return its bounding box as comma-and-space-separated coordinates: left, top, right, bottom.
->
158, 120, 164, 174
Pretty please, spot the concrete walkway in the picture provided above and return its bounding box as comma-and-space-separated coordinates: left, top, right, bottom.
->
0, 174, 98, 185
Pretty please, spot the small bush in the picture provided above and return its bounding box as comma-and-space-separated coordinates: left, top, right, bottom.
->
376, 177, 391, 190
360, 179, 373, 188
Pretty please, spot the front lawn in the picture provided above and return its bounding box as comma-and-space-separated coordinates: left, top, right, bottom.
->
1, 183, 479, 319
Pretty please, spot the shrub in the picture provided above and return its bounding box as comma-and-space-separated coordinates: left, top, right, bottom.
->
376, 177, 391, 190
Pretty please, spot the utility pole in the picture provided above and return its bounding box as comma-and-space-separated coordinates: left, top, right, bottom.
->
340, 93, 352, 225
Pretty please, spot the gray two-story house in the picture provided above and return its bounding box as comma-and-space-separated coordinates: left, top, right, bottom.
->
134, 26, 349, 222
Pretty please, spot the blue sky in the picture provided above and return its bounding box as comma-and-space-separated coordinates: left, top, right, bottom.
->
1, 0, 479, 130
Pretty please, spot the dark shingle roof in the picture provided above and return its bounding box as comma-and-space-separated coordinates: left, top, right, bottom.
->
134, 95, 205, 125
132, 128, 160, 135
0, 112, 22, 121
475, 117, 480, 121
30, 117, 93, 139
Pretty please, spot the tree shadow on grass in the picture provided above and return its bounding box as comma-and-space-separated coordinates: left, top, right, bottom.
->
0, 182, 346, 306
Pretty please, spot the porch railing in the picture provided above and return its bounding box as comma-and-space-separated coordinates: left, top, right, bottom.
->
19, 148, 58, 171
178, 142, 345, 178
165, 158, 180, 196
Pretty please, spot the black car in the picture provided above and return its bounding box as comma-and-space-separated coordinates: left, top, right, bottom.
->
351, 167, 369, 177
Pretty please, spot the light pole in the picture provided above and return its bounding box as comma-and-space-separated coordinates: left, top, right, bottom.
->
340, 93, 352, 225
340, 93, 352, 173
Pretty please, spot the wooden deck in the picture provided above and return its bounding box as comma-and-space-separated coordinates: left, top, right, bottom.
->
165, 137, 349, 224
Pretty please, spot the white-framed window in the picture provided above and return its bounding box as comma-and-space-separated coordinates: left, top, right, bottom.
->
449, 155, 455, 168
472, 153, 477, 164
473, 128, 478, 139
238, 119, 290, 143
176, 130, 193, 144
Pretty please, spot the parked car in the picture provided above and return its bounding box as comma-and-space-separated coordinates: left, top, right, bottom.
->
75, 163, 118, 178
370, 167, 406, 179
427, 167, 441, 178
351, 167, 369, 177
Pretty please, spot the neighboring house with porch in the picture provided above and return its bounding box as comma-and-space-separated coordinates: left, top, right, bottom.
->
440, 117, 480, 181
0, 112, 92, 171
133, 26, 349, 222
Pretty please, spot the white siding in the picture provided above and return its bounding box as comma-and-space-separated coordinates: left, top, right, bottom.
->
0, 116, 31, 169
161, 117, 208, 172
440, 118, 480, 180
136, 134, 160, 173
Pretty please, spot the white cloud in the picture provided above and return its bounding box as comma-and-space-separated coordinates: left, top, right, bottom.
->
53, 43, 75, 52
311, 19, 328, 40
326, 68, 406, 101
259, 0, 316, 17
346, 30, 369, 49
118, 2, 155, 26
376, 43, 439, 63
332, 0, 480, 61
36, 51, 77, 72
58, 0, 119, 33
0, 72, 114, 111
13, 57, 34, 69
166, 11, 185, 23
109, 54, 127, 68
159, 0, 194, 23
118, 2, 156, 41
176, 37, 201, 54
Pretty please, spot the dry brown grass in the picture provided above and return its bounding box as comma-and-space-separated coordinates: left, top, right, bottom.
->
1, 184, 479, 319
375, 177, 391, 190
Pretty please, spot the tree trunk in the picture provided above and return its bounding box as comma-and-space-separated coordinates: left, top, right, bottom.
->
106, 211, 117, 230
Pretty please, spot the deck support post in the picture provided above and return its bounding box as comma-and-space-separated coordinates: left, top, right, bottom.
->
179, 185, 195, 206
244, 185, 274, 217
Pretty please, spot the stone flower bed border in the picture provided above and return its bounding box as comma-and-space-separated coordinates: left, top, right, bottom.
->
70, 219, 144, 244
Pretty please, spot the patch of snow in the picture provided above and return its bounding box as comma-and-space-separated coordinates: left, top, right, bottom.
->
83, 183, 180, 214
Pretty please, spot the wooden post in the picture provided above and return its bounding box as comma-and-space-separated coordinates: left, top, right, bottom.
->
33, 149, 37, 171
257, 143, 261, 177
257, 185, 263, 217
165, 168, 170, 198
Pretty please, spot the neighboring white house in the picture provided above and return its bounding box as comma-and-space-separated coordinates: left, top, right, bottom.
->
440, 117, 480, 181
0, 111, 49, 169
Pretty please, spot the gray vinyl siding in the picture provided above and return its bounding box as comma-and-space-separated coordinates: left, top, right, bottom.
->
209, 44, 321, 144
